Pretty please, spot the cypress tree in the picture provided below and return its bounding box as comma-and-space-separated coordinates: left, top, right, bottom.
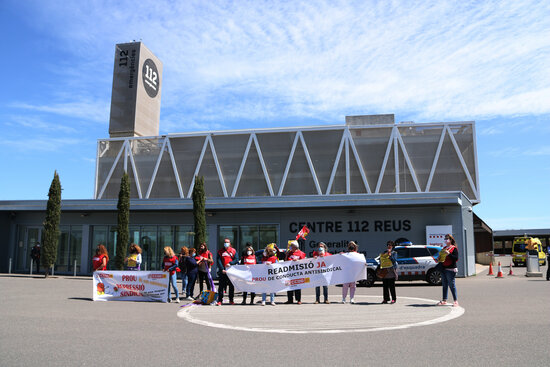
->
115, 172, 130, 270
192, 175, 206, 249
42, 171, 62, 278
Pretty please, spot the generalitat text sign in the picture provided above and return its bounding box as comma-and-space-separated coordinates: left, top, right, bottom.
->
93, 271, 169, 302
226, 253, 366, 294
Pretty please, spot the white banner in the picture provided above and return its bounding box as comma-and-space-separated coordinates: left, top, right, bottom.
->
226, 253, 367, 294
93, 271, 169, 302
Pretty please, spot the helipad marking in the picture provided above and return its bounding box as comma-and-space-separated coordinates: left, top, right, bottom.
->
177, 295, 465, 334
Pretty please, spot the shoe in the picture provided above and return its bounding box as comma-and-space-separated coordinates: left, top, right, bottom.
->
324, 300, 330, 304
175, 298, 180, 303
297, 301, 302, 305
452, 301, 459, 307
314, 300, 320, 304
390, 300, 396, 304
216, 302, 222, 306
350, 298, 355, 304
270, 302, 276, 306
241, 300, 246, 305
284, 301, 294, 304
186, 296, 194, 301
381, 300, 388, 304
261, 301, 266, 306
436, 300, 447, 306
250, 300, 254, 305
341, 298, 346, 304
230, 301, 235, 305
167, 298, 171, 303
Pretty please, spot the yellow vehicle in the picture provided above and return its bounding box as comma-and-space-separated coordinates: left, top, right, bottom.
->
512, 237, 547, 266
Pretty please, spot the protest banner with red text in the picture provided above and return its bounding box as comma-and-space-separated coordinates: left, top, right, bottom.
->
93, 271, 169, 302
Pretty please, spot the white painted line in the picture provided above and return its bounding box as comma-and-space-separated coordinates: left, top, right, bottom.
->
177, 295, 465, 334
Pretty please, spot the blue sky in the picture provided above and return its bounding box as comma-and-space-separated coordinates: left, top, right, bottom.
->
0, 0, 549, 230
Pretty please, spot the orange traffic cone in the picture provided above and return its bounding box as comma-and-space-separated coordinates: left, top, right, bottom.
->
487, 262, 494, 276
495, 262, 504, 278
508, 261, 514, 276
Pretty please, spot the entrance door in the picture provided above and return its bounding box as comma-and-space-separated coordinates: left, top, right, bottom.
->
16, 227, 42, 271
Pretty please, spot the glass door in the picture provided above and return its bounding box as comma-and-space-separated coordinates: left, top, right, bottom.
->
17, 227, 42, 272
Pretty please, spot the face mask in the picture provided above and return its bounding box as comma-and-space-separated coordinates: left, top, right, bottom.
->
247, 251, 252, 256
263, 251, 267, 257
318, 248, 325, 253
224, 243, 230, 248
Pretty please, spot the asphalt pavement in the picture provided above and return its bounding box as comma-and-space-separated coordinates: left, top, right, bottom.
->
0, 264, 548, 367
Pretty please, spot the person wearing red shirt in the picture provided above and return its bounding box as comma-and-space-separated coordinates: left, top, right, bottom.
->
285, 240, 306, 304
216, 238, 239, 306
261, 246, 278, 306
196, 243, 214, 294
92, 244, 109, 271
240, 244, 257, 305
163, 246, 180, 303
312, 242, 332, 304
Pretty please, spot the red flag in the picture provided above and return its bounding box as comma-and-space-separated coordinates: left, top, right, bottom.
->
295, 226, 310, 240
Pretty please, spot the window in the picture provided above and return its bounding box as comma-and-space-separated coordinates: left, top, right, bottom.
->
394, 248, 409, 259
409, 248, 431, 257
219, 225, 279, 256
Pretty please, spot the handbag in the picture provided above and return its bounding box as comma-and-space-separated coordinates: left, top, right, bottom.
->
376, 267, 388, 279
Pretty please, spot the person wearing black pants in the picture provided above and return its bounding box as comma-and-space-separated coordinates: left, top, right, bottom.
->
185, 248, 199, 299
379, 241, 398, 304
216, 238, 239, 306
284, 240, 306, 304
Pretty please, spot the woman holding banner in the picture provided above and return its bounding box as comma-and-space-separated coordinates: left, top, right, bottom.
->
285, 240, 306, 304
378, 241, 397, 304
342, 241, 358, 304
163, 247, 180, 303
313, 242, 331, 304
241, 244, 257, 305
92, 244, 109, 271
261, 245, 278, 306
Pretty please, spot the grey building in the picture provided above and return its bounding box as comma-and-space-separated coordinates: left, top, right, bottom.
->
0, 114, 479, 278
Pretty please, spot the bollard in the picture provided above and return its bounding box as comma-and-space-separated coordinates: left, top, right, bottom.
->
30, 259, 33, 275
51, 265, 54, 277
9, 258, 12, 274
144, 262, 147, 271
74, 259, 77, 277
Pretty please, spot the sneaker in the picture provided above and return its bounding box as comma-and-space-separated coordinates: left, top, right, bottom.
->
175, 298, 180, 303
436, 300, 447, 306
241, 300, 246, 305
453, 301, 459, 307
270, 302, 276, 306
186, 296, 194, 301
381, 300, 388, 304
324, 300, 330, 304
284, 300, 294, 304
216, 302, 222, 306
341, 298, 346, 304
314, 300, 320, 304
261, 301, 266, 306
390, 300, 396, 304
249, 300, 254, 305
350, 298, 355, 304
167, 298, 171, 303
297, 301, 302, 305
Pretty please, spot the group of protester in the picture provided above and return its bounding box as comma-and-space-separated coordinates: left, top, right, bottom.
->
91, 233, 460, 307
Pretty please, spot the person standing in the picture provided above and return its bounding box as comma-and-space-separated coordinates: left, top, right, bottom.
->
216, 238, 239, 306
185, 247, 199, 300
241, 244, 257, 305
436, 234, 459, 307
196, 243, 214, 293
285, 240, 306, 304
342, 241, 358, 304
378, 241, 398, 304
261, 245, 278, 306
92, 244, 109, 271
163, 247, 180, 303
124, 243, 142, 271
312, 242, 331, 304
30, 242, 41, 274
178, 247, 189, 295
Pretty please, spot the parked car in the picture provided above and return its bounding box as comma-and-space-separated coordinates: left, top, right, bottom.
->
360, 245, 443, 286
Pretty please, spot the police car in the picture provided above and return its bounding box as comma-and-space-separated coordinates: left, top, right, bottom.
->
361, 245, 443, 286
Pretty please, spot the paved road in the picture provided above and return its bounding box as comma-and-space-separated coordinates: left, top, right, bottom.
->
0, 265, 548, 367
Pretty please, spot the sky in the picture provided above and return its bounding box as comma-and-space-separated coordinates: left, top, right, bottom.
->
0, 0, 549, 230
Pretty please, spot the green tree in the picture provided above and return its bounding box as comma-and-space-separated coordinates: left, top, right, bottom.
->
192, 175, 206, 249
42, 171, 62, 278
115, 172, 130, 270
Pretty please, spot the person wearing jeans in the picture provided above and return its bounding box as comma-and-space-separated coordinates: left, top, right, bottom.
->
436, 234, 459, 307
312, 242, 331, 304
163, 247, 180, 303
261, 245, 278, 306
178, 247, 189, 295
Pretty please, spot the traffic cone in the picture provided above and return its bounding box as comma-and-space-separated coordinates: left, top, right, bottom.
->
508, 261, 514, 276
487, 262, 494, 276
495, 262, 504, 278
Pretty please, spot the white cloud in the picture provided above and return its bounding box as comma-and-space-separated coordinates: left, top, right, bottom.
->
11, 100, 109, 124
5, 115, 78, 133
0, 137, 82, 152
14, 0, 550, 124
